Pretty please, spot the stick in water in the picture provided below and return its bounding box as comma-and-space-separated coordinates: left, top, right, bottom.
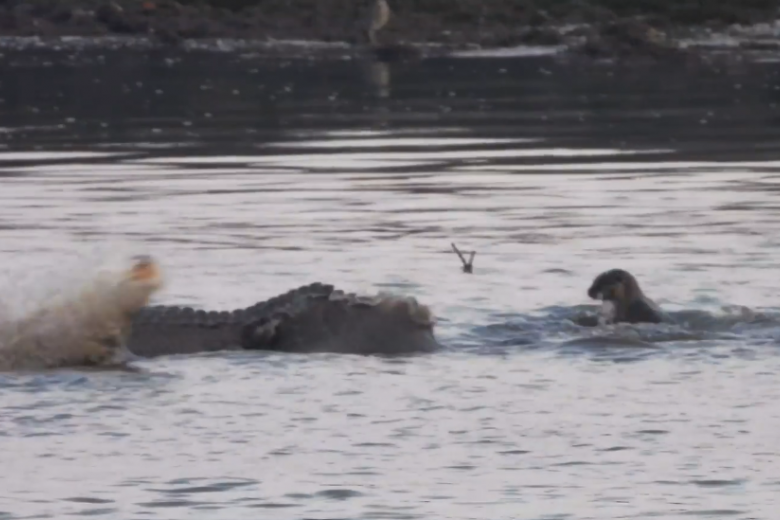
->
451, 243, 475, 273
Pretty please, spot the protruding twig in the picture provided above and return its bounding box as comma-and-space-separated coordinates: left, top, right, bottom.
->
451, 243, 475, 274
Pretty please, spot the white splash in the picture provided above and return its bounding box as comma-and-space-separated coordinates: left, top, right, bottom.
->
598, 300, 616, 326
0, 248, 164, 371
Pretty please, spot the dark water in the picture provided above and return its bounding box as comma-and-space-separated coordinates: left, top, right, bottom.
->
1, 45, 780, 519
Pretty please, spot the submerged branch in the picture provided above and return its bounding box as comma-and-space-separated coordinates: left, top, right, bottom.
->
451, 243, 475, 274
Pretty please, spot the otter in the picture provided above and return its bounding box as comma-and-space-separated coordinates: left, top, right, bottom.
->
586, 268, 666, 325
0, 254, 163, 371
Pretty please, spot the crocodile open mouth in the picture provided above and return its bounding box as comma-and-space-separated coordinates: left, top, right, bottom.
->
128, 255, 162, 284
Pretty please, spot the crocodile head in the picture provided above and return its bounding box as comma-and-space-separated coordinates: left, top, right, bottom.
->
85, 254, 165, 365
115, 254, 164, 312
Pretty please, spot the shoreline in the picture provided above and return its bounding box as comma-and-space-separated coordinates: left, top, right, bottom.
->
0, 1, 777, 60
0, 25, 776, 62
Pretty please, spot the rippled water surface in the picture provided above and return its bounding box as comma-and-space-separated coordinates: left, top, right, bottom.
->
2, 47, 780, 519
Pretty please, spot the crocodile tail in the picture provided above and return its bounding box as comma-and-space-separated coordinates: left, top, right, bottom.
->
126, 308, 245, 358
241, 290, 440, 356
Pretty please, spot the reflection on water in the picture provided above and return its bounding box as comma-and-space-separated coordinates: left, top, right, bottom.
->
1, 48, 780, 518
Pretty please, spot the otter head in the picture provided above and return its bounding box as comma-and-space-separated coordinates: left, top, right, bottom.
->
587, 268, 642, 304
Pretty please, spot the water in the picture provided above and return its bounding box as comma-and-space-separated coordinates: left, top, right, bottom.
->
1, 46, 780, 518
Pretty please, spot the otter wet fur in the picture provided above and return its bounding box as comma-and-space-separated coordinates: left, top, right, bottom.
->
587, 268, 665, 325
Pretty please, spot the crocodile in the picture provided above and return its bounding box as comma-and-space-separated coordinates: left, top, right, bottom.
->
126, 282, 442, 357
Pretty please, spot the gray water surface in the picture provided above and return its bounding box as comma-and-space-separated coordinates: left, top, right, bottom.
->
1, 49, 780, 519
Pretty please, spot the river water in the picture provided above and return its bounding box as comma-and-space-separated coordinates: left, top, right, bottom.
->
1, 44, 780, 519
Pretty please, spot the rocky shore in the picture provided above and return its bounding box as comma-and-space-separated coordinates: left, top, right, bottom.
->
0, 0, 778, 59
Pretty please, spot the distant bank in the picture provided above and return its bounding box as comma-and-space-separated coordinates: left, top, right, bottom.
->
0, 0, 777, 59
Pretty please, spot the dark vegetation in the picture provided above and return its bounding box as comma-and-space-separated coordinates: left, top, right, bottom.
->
0, 0, 775, 50
176, 0, 777, 24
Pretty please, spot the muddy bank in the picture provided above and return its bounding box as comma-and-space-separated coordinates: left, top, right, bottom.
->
0, 0, 778, 58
